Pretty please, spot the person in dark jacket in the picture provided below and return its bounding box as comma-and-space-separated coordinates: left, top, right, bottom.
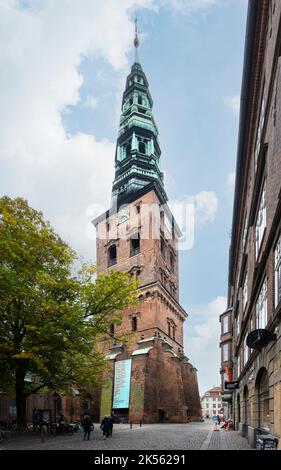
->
100, 416, 111, 439
109, 415, 114, 436
82, 414, 93, 441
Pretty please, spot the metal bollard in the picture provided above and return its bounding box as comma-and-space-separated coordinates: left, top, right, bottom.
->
140, 420, 142, 427
130, 421, 133, 429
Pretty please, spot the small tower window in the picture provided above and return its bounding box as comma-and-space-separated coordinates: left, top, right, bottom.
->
161, 238, 165, 259
168, 323, 171, 337
130, 233, 140, 257
172, 326, 176, 340
108, 245, 117, 267
132, 316, 138, 332
129, 96, 133, 106
139, 141, 146, 154
125, 141, 131, 158
170, 252, 175, 272
138, 95, 143, 105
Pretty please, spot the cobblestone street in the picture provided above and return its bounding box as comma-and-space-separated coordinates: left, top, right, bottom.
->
1, 421, 253, 451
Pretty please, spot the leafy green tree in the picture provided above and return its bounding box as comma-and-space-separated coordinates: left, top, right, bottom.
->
0, 197, 138, 426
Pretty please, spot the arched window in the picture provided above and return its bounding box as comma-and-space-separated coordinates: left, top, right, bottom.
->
130, 233, 140, 256
257, 368, 270, 430
108, 245, 117, 267
132, 316, 137, 332
172, 326, 176, 340
168, 323, 171, 337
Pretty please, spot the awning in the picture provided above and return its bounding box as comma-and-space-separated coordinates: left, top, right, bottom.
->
131, 347, 153, 356
105, 352, 122, 360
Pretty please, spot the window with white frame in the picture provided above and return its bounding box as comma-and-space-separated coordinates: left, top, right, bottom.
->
223, 343, 229, 362
256, 278, 268, 329
237, 353, 241, 377
237, 312, 240, 336
222, 315, 229, 334
256, 184, 266, 257
242, 216, 248, 250
244, 334, 249, 366
255, 86, 265, 167
275, 234, 281, 307
242, 272, 248, 312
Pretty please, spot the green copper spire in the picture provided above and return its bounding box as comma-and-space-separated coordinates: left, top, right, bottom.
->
112, 21, 167, 206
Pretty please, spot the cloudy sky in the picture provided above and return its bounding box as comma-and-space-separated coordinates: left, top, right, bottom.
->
0, 0, 248, 394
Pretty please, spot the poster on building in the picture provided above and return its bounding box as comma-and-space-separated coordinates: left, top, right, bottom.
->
113, 359, 132, 409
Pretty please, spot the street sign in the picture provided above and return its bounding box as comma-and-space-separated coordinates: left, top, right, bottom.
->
224, 381, 239, 390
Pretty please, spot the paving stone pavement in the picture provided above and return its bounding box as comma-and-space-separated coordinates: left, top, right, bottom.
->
0, 421, 253, 451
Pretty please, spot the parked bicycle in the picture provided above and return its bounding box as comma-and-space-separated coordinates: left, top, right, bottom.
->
0, 429, 11, 444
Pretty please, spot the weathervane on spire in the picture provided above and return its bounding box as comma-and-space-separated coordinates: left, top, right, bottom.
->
133, 16, 140, 63
134, 16, 139, 49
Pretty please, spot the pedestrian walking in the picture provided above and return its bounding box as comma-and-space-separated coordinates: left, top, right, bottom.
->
100, 415, 111, 439
216, 415, 221, 425
109, 415, 114, 436
212, 414, 219, 431
82, 414, 93, 441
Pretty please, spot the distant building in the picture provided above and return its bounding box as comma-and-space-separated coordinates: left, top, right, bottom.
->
201, 387, 223, 419
220, 0, 281, 449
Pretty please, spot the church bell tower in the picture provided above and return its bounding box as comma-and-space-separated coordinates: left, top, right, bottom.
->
93, 20, 201, 424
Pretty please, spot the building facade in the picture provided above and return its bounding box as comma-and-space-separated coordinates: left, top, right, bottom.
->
93, 30, 201, 424
201, 387, 223, 419
220, 0, 281, 449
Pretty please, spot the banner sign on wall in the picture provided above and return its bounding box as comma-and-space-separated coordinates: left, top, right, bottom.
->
113, 359, 132, 409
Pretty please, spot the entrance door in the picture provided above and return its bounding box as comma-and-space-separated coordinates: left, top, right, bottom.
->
158, 409, 165, 423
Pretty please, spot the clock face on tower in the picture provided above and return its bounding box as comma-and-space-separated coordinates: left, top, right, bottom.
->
117, 207, 129, 224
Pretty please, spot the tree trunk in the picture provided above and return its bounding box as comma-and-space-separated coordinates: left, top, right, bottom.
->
15, 367, 27, 427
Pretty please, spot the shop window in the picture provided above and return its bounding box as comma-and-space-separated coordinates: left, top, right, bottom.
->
257, 368, 270, 431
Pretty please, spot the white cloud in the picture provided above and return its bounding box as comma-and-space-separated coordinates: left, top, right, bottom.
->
0, 0, 155, 259
163, 0, 218, 14
192, 191, 218, 225
0, 0, 223, 261
224, 171, 236, 198
223, 95, 240, 116
184, 296, 227, 394
83, 96, 99, 110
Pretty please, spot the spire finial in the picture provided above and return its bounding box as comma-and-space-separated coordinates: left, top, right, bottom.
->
134, 17, 139, 49
134, 16, 140, 64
